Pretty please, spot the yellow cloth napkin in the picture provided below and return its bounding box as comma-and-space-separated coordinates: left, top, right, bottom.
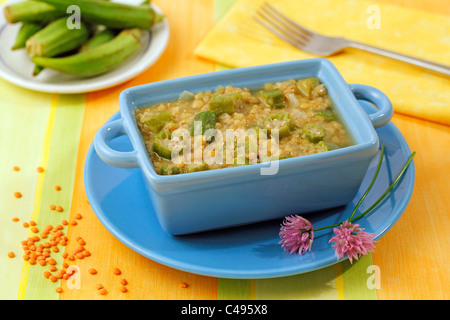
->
194, 0, 450, 126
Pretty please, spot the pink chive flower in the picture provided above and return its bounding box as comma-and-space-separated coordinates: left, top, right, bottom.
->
329, 220, 376, 264
279, 215, 314, 255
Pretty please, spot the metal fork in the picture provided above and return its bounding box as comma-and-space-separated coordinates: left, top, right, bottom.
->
255, 3, 450, 77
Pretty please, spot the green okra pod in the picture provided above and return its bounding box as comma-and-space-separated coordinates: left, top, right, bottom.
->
11, 22, 43, 50
3, 0, 64, 24
26, 17, 90, 58
35, 0, 163, 29
80, 28, 117, 52
32, 28, 142, 77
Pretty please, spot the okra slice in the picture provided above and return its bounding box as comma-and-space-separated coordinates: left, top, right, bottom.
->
209, 93, 242, 115
297, 78, 320, 97
303, 124, 326, 143
145, 111, 173, 134
263, 113, 292, 139
182, 163, 209, 173
152, 131, 173, 160
159, 164, 181, 175
189, 110, 218, 138
258, 88, 285, 109
316, 109, 336, 121
317, 141, 340, 152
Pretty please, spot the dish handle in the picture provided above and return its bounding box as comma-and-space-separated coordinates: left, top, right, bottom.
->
94, 118, 140, 168
349, 84, 393, 128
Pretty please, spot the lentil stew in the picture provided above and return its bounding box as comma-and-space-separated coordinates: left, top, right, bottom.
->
135, 78, 353, 175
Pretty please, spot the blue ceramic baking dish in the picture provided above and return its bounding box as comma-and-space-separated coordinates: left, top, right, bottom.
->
94, 58, 393, 235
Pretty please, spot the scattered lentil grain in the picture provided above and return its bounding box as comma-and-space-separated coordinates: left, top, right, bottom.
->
120, 286, 128, 293
55, 206, 63, 212
12, 217, 19, 222
113, 268, 121, 275
36, 167, 44, 173
7, 252, 15, 258
13, 166, 20, 171
54, 185, 61, 191
99, 288, 107, 295
55, 287, 63, 293
179, 282, 189, 288
14, 192, 22, 198
88, 268, 97, 275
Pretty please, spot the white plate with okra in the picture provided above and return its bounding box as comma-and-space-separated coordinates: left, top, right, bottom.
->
0, 0, 169, 93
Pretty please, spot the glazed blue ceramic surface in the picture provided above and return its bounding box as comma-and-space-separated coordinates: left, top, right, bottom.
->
85, 101, 414, 278
94, 58, 394, 235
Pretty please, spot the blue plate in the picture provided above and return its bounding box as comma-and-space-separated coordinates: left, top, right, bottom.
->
84, 102, 415, 279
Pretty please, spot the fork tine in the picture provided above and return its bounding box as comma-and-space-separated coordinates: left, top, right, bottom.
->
254, 11, 308, 48
262, 2, 314, 38
259, 7, 310, 43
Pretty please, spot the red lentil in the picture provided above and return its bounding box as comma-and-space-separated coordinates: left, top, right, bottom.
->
120, 286, 128, 293
99, 288, 107, 295
54, 185, 61, 191
14, 191, 22, 198
120, 279, 128, 286
74, 213, 82, 220
23, 222, 29, 228
37, 167, 44, 173
13, 166, 20, 171
55, 206, 63, 212
7, 252, 15, 258
179, 282, 189, 288
12, 217, 19, 222
113, 268, 121, 275
49, 205, 56, 211
55, 287, 63, 293
88, 268, 97, 275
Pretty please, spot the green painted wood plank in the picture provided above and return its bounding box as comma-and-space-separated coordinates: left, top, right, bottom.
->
217, 279, 249, 300
341, 253, 378, 300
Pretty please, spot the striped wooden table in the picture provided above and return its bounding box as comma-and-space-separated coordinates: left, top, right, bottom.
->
0, 0, 448, 300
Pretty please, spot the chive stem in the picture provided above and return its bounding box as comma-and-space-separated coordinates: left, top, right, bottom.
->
313, 148, 415, 232
348, 145, 385, 222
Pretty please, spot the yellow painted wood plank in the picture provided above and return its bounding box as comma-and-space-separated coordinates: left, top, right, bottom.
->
0, 78, 52, 299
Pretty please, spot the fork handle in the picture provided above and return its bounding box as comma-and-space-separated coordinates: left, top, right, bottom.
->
347, 41, 450, 77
